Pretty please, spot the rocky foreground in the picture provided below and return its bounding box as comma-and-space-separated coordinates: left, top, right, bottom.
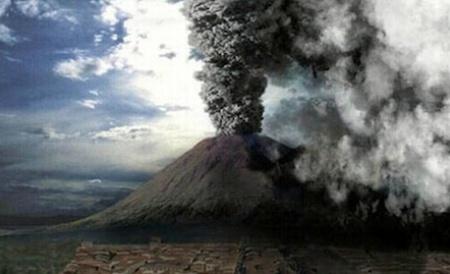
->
61, 242, 450, 274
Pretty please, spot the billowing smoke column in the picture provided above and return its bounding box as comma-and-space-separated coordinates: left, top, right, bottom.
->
185, 0, 450, 219
184, 0, 372, 134
184, 0, 289, 134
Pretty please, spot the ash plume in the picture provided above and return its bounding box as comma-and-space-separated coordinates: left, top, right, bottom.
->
184, 0, 289, 134
184, 0, 450, 218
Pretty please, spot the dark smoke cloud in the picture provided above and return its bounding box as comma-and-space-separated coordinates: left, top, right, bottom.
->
184, 0, 372, 134
185, 0, 450, 218
184, 0, 289, 134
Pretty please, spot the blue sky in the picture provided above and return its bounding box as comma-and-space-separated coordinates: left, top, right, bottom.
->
0, 0, 214, 216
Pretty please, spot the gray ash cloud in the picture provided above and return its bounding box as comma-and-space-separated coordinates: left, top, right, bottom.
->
184, 0, 372, 134
184, 0, 289, 134
185, 0, 450, 219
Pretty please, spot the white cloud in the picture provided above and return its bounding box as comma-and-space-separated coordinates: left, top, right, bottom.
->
88, 179, 102, 184
92, 108, 213, 170
27, 125, 68, 141
88, 89, 100, 96
15, 0, 77, 23
54, 56, 112, 81
55, 0, 214, 162
57, 1, 206, 108
103, 0, 214, 146
94, 110, 212, 144
0, 112, 15, 118
0, 0, 76, 46
0, 0, 11, 17
283, 0, 450, 214
365, 0, 450, 90
94, 34, 103, 46
93, 124, 153, 142
97, 2, 121, 25
78, 99, 101, 109
0, 1, 15, 45
319, 2, 355, 51
4, 55, 22, 62
0, 24, 17, 45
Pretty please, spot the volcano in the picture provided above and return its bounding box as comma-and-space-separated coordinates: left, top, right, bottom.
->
70, 135, 313, 228
65, 135, 410, 229
57, 135, 450, 247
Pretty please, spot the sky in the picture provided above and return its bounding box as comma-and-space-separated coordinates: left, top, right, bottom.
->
0, 0, 349, 218
3, 0, 449, 220
0, 0, 216, 216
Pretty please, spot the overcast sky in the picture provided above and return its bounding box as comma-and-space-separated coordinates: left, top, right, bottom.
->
0, 0, 215, 216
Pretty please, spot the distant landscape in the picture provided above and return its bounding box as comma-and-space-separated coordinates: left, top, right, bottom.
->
0, 236, 79, 274
0, 215, 84, 228
0, 216, 83, 274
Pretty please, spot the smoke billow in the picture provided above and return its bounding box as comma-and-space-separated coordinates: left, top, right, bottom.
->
184, 0, 450, 218
184, 0, 289, 134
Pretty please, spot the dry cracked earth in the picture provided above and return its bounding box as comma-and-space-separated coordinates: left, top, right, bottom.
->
61, 242, 450, 274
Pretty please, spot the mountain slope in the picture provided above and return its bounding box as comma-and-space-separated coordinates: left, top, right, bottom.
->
69, 135, 304, 228
56, 135, 450, 248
